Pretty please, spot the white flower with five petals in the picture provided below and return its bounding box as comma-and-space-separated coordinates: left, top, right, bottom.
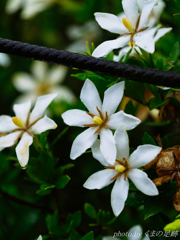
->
0, 93, 58, 168
62, 79, 141, 164
113, 25, 172, 62
92, 0, 168, 58
84, 126, 161, 216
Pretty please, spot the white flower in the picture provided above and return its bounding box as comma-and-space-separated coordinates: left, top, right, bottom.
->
113, 25, 172, 62
84, 126, 161, 216
0, 93, 57, 168
92, 0, 169, 57
103, 225, 150, 240
13, 61, 76, 104
37, 236, 42, 240
62, 79, 141, 164
0, 53, 11, 67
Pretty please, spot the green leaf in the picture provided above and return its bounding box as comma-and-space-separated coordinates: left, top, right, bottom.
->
167, 42, 180, 65
66, 211, 81, 230
126, 58, 147, 68
125, 81, 146, 105
27, 150, 59, 184
84, 203, 97, 219
36, 184, 55, 196
169, 97, 180, 111
156, 58, 164, 70
55, 175, 70, 189
125, 191, 145, 207
80, 232, 94, 240
124, 100, 136, 116
102, 51, 114, 61
69, 230, 81, 240
46, 211, 65, 236
149, 98, 168, 110
61, 164, 75, 171
142, 132, 157, 145
71, 73, 87, 80
164, 219, 180, 231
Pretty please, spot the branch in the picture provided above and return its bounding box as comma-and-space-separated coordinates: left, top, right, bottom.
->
0, 188, 53, 213
0, 38, 179, 87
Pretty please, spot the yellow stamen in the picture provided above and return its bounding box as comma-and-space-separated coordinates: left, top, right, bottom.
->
12, 117, 25, 128
115, 164, 126, 173
122, 18, 134, 31
93, 116, 103, 125
128, 41, 135, 49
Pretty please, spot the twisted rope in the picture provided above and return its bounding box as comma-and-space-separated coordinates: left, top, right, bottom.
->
0, 38, 180, 87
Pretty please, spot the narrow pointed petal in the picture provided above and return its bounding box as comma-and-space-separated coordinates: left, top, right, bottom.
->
0, 131, 21, 151
80, 79, 102, 115
134, 31, 155, 53
83, 169, 115, 189
31, 115, 57, 134
31, 61, 47, 81
70, 127, 98, 160
154, 27, 172, 43
46, 66, 67, 84
108, 111, 141, 130
16, 132, 33, 168
100, 129, 116, 165
92, 139, 110, 166
0, 115, 17, 132
92, 36, 130, 58
51, 86, 76, 104
128, 225, 143, 240
122, 0, 139, 29
30, 93, 58, 123
128, 145, 161, 168
13, 101, 31, 125
138, 0, 157, 30
128, 169, 159, 196
94, 12, 127, 34
114, 126, 129, 160
102, 81, 125, 116
111, 175, 129, 216
62, 109, 93, 127
137, 0, 144, 10
13, 73, 36, 92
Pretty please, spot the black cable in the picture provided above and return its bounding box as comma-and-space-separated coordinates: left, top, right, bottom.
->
0, 38, 180, 87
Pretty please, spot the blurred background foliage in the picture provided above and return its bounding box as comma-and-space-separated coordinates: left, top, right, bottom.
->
0, 0, 180, 239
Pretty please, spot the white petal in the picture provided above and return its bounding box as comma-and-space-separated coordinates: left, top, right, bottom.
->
94, 12, 127, 34
100, 129, 116, 165
31, 115, 57, 134
83, 169, 115, 189
128, 145, 162, 168
16, 132, 33, 168
114, 126, 129, 160
46, 66, 68, 85
128, 225, 143, 240
30, 93, 58, 123
80, 79, 102, 115
102, 237, 119, 240
0, 115, 17, 132
92, 139, 110, 166
152, 0, 166, 19
113, 46, 131, 62
13, 73, 36, 92
13, 101, 31, 125
128, 169, 159, 196
143, 236, 150, 240
102, 81, 125, 116
6, 0, 22, 14
37, 236, 42, 240
134, 30, 155, 53
0, 131, 21, 151
0, 53, 11, 67
70, 127, 98, 160
111, 175, 129, 216
51, 86, 76, 104
108, 111, 141, 130
154, 27, 172, 43
92, 36, 130, 58
137, 0, 144, 10
138, 0, 157, 30
62, 109, 93, 127
13, 93, 37, 105
31, 61, 47, 81
122, 0, 139, 29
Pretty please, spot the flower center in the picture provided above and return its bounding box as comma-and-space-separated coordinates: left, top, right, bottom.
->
12, 117, 25, 128
115, 164, 126, 173
105, 158, 131, 181
128, 41, 135, 49
37, 82, 50, 95
122, 18, 134, 32
93, 116, 103, 125
84, 107, 109, 135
